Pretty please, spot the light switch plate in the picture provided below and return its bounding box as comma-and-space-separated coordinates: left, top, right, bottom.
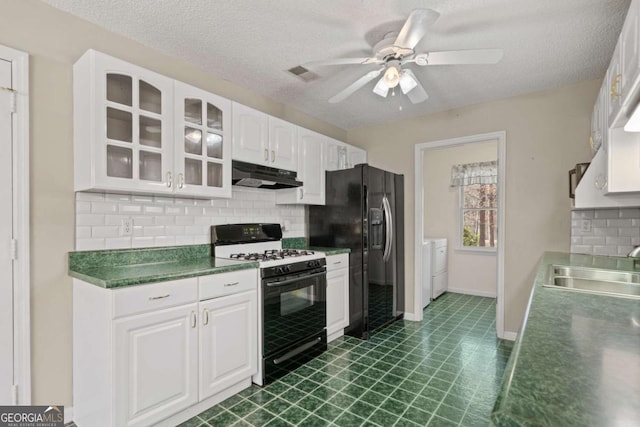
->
581, 219, 592, 232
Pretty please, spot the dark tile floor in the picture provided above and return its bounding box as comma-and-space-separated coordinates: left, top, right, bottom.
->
180, 293, 513, 427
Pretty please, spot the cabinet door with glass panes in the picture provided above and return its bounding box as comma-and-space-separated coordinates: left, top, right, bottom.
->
74, 50, 174, 194
173, 82, 231, 198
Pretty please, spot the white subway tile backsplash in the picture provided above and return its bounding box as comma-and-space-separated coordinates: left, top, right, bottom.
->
594, 209, 620, 219
76, 214, 105, 226
91, 202, 118, 214
143, 205, 164, 215
75, 187, 306, 250
571, 208, 640, 256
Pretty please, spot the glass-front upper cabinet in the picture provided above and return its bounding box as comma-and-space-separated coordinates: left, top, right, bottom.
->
74, 50, 174, 194
173, 81, 231, 198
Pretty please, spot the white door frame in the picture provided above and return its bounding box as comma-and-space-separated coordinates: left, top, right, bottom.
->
0, 44, 30, 404
413, 131, 509, 340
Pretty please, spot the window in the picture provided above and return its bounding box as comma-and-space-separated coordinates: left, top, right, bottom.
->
460, 183, 497, 250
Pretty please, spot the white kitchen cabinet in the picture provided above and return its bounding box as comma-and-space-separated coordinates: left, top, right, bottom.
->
326, 138, 368, 171
73, 269, 258, 427
232, 103, 298, 171
268, 116, 298, 171
114, 303, 198, 427
348, 145, 368, 167
74, 50, 233, 198
74, 50, 175, 194
173, 81, 232, 198
199, 291, 257, 400
325, 253, 349, 343
276, 128, 326, 205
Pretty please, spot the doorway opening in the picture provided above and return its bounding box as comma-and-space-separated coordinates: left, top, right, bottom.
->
413, 131, 509, 339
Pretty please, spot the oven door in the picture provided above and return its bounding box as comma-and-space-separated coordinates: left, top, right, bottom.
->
262, 268, 326, 357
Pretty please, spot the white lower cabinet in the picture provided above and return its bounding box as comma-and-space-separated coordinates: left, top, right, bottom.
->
325, 253, 349, 343
73, 269, 258, 427
199, 291, 256, 400
114, 303, 199, 427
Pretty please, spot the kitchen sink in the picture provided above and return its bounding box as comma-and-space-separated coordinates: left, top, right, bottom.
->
544, 265, 640, 299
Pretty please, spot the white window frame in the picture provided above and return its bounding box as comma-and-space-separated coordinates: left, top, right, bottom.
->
457, 183, 498, 254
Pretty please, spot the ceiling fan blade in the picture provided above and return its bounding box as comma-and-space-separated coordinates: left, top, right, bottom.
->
304, 57, 381, 68
420, 49, 504, 65
329, 67, 385, 103
403, 69, 428, 104
394, 9, 440, 50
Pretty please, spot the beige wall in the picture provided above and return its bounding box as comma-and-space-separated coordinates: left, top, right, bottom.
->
348, 79, 597, 333
0, 0, 346, 406
423, 140, 498, 296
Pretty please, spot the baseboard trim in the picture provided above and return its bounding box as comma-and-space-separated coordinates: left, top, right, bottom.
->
447, 288, 497, 298
403, 312, 419, 321
64, 406, 73, 424
500, 330, 518, 341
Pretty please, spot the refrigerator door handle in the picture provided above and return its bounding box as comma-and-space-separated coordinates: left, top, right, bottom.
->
382, 195, 393, 262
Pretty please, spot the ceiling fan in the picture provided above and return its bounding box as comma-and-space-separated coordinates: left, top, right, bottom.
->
305, 9, 504, 104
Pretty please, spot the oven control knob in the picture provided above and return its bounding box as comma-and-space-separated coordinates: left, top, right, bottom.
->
307, 260, 318, 268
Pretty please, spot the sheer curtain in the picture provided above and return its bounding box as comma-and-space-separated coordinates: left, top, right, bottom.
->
450, 161, 497, 187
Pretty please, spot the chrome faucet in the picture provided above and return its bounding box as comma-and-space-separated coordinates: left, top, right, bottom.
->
628, 246, 640, 258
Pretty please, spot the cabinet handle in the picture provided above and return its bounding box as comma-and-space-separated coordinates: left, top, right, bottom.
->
333, 261, 342, 265
224, 282, 239, 287
298, 188, 304, 200
149, 294, 170, 300
178, 173, 184, 189
191, 311, 196, 328
203, 308, 209, 326
271, 150, 275, 162
610, 73, 621, 101
264, 149, 269, 161
166, 172, 173, 188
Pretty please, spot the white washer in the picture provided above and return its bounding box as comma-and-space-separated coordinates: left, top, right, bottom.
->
422, 238, 448, 308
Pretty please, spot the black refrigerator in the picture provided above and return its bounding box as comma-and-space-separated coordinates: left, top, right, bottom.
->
309, 164, 404, 340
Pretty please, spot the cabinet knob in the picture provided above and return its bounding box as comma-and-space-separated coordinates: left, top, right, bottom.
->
264, 149, 269, 161
271, 150, 275, 162
178, 173, 184, 189
166, 172, 173, 188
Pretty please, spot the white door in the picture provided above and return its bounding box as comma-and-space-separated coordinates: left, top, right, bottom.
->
114, 304, 198, 427
199, 291, 256, 400
0, 58, 13, 404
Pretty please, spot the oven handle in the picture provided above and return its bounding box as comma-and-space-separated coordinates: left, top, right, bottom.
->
265, 271, 326, 287
273, 337, 323, 365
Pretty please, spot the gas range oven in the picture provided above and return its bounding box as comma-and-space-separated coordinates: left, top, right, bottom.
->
212, 223, 327, 386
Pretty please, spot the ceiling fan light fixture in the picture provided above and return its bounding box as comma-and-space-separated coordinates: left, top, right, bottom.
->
373, 76, 390, 97
399, 71, 418, 94
383, 65, 400, 88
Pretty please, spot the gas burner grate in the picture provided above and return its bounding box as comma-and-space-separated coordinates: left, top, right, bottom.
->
229, 249, 317, 261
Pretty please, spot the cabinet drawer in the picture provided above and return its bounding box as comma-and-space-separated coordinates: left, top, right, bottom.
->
112, 278, 198, 318
326, 253, 349, 271
199, 269, 257, 301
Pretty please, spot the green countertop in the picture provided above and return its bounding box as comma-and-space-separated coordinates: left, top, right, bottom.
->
68, 244, 258, 288
491, 252, 640, 426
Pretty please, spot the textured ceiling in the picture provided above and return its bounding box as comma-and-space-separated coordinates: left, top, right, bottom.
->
42, 0, 630, 130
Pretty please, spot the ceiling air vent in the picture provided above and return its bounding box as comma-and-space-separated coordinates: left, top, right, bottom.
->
287, 65, 319, 82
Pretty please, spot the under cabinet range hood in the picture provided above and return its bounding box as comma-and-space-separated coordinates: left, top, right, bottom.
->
232, 160, 303, 189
